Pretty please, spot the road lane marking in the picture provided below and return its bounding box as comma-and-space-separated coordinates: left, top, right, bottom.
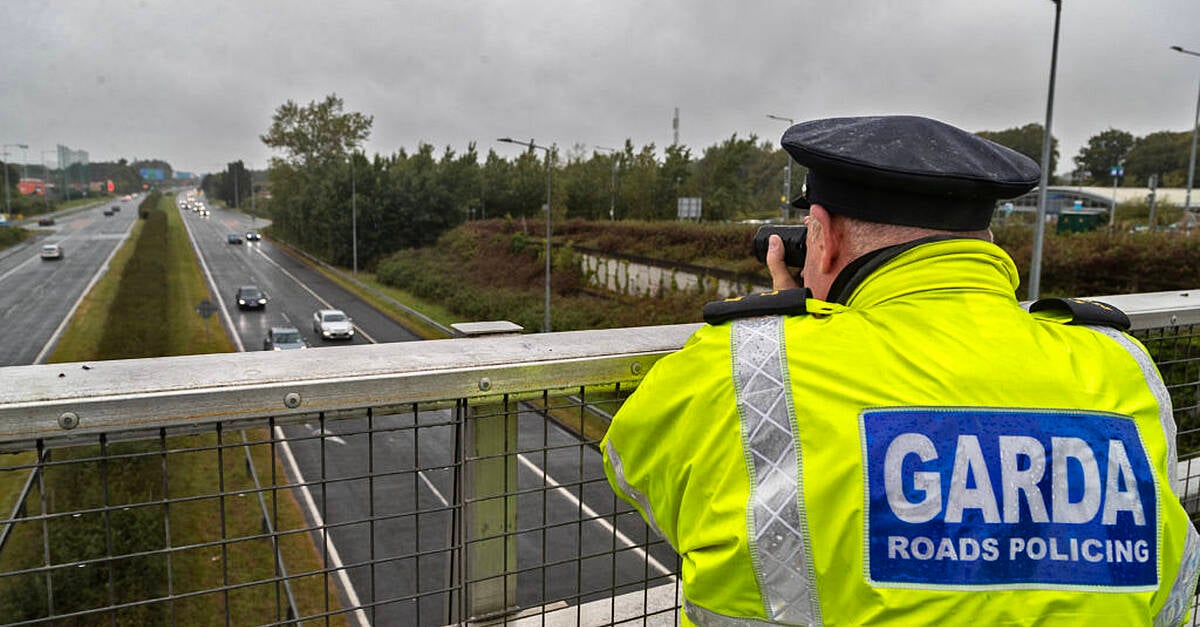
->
33, 215, 137, 364
180, 195, 368, 624
275, 425, 370, 627
252, 247, 375, 343
515, 454, 675, 578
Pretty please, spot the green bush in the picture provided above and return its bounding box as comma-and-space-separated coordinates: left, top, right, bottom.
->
0, 226, 30, 248
377, 217, 1200, 332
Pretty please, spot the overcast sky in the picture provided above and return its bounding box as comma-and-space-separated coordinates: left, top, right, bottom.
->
2, 0, 1198, 177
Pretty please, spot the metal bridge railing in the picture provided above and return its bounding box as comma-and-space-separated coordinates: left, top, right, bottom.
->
0, 289, 1197, 625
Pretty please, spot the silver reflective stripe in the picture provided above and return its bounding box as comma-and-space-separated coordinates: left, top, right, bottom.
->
605, 438, 669, 543
1154, 523, 1200, 627
686, 598, 797, 626
732, 316, 820, 625
1091, 326, 1180, 494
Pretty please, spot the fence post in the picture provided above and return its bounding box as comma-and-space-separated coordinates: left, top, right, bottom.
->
449, 321, 524, 622
463, 400, 519, 621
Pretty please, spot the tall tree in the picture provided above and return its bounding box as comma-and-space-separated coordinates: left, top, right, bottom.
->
692, 134, 760, 221
1124, 131, 1193, 188
261, 94, 373, 169
261, 94, 373, 250
655, 143, 693, 220
1073, 128, 1135, 185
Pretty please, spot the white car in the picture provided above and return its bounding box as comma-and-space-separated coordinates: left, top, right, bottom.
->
312, 309, 354, 340
40, 243, 64, 260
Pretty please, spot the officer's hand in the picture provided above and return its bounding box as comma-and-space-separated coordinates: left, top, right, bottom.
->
766, 234, 801, 290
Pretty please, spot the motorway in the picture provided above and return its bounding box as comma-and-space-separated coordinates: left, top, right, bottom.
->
0, 192, 676, 625
0, 196, 140, 366
175, 195, 679, 625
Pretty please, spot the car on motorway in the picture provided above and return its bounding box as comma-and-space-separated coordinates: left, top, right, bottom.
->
39, 243, 64, 260
36, 217, 55, 226
227, 233, 243, 244
313, 309, 354, 340
111, 205, 120, 213
102, 209, 113, 217
244, 230, 262, 241
263, 326, 307, 351
235, 285, 268, 310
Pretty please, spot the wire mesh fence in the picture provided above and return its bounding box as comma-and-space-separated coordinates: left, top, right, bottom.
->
0, 325, 692, 626
0, 299, 1197, 626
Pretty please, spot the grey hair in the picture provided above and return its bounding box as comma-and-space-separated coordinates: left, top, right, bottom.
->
834, 214, 992, 259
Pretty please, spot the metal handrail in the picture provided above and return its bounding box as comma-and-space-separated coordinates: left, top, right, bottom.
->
1, 289, 1197, 444
0, 291, 1196, 625
0, 324, 697, 447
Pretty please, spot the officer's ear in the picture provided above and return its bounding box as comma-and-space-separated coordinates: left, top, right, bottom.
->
809, 204, 842, 275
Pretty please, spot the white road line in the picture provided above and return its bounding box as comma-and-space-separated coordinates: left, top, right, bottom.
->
515, 454, 675, 578
0, 255, 37, 283
178, 197, 241, 351
252, 247, 375, 343
252, 242, 457, 517
180, 196, 368, 625
419, 471, 451, 507
275, 425, 370, 626
33, 216, 138, 364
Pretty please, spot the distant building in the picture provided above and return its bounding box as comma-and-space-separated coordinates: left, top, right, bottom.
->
17, 179, 46, 195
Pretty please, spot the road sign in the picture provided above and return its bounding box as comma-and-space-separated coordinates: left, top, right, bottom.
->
1110, 166, 1125, 177
195, 299, 218, 319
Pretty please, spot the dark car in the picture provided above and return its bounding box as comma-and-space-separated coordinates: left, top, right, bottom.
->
110, 205, 120, 212
37, 217, 55, 226
244, 230, 262, 241
235, 285, 267, 310
227, 234, 243, 244
102, 209, 113, 217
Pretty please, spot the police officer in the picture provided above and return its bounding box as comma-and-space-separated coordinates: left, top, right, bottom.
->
601, 115, 1200, 626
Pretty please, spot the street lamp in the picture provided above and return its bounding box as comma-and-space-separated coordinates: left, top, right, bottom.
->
498, 137, 553, 332
350, 153, 358, 276
1028, 0, 1062, 301
40, 150, 55, 211
595, 146, 620, 221
2, 143, 29, 216
1171, 45, 1200, 214
767, 115, 794, 220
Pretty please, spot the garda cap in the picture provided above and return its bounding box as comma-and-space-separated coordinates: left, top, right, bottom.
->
783, 115, 1041, 231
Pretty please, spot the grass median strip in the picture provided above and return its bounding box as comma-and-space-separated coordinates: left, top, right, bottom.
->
0, 193, 347, 624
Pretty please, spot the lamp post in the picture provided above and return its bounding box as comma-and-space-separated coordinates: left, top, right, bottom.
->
595, 146, 620, 221
249, 163, 257, 225
1108, 165, 1124, 228
2, 143, 28, 216
351, 153, 358, 276
40, 150, 55, 211
1028, 0, 1062, 301
1171, 45, 1200, 214
767, 115, 794, 220
498, 137, 553, 332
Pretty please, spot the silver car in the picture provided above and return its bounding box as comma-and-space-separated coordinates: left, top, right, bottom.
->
263, 326, 307, 351
312, 309, 354, 340
40, 243, 64, 260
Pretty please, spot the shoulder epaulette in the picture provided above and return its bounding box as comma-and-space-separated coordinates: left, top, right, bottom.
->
702, 288, 810, 325
1028, 297, 1131, 331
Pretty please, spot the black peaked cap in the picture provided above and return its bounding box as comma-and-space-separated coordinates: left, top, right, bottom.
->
782, 115, 1041, 231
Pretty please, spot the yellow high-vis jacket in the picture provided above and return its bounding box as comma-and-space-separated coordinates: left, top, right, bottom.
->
602, 238, 1200, 626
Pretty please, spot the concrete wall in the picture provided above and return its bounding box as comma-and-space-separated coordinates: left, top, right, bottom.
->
579, 252, 763, 299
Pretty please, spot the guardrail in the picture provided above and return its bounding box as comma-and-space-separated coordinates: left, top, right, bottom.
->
0, 290, 1196, 625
